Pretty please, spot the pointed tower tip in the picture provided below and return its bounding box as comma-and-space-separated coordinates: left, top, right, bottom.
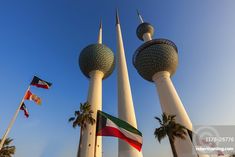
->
116, 8, 120, 25
98, 19, 102, 44
137, 9, 140, 16
99, 19, 102, 29
137, 9, 144, 23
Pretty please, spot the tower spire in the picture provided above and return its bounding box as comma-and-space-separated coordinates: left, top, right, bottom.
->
79, 20, 115, 157
133, 12, 198, 157
136, 11, 154, 41
116, 8, 120, 25
137, 10, 144, 23
115, 9, 143, 157
98, 19, 102, 44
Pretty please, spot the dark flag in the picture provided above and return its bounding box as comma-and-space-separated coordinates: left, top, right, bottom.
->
20, 103, 29, 118
30, 76, 52, 89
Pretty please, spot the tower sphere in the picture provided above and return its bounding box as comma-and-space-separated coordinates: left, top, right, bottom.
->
79, 43, 115, 79
136, 22, 154, 41
133, 39, 178, 82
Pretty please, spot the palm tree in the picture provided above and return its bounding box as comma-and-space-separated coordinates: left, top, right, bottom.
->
69, 102, 96, 157
0, 138, 15, 157
154, 113, 187, 157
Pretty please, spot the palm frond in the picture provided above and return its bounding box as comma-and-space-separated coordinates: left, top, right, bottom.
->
162, 113, 168, 124
169, 115, 176, 121
0, 138, 15, 156
155, 116, 163, 125
75, 110, 80, 116
154, 113, 187, 146
154, 127, 167, 143
69, 102, 95, 130
68, 117, 75, 122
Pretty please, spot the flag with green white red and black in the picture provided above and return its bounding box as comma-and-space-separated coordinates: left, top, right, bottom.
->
96, 110, 143, 151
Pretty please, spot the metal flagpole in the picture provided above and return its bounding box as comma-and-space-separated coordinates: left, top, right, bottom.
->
0, 85, 31, 151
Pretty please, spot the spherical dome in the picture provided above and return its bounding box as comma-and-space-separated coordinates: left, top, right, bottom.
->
79, 43, 115, 79
133, 39, 178, 82
136, 22, 154, 41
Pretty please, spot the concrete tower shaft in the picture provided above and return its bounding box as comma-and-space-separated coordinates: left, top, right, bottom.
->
133, 11, 199, 157
116, 10, 143, 157
78, 22, 115, 157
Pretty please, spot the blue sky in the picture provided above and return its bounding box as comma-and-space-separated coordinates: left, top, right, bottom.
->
0, 0, 235, 157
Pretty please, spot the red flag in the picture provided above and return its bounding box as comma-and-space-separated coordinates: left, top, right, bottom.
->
24, 90, 42, 105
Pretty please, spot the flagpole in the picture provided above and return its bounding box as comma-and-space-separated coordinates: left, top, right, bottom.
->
0, 85, 30, 151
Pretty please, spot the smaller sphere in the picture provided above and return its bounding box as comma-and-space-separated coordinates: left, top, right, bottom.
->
79, 44, 115, 79
136, 22, 154, 41
133, 39, 178, 82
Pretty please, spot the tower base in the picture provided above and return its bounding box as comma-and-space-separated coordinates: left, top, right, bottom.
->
153, 71, 197, 157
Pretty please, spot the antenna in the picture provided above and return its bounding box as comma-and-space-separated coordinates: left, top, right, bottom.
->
116, 8, 120, 25
98, 19, 102, 44
137, 10, 144, 23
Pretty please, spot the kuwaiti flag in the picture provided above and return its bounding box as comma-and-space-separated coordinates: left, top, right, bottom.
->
96, 111, 143, 151
20, 103, 29, 118
24, 90, 42, 105
30, 76, 52, 89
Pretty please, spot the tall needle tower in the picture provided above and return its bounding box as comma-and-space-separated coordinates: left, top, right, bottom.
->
79, 21, 115, 157
133, 11, 197, 157
116, 10, 143, 157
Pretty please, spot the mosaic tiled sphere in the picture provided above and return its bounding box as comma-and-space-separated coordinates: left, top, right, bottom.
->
133, 39, 178, 82
136, 22, 154, 41
79, 43, 115, 79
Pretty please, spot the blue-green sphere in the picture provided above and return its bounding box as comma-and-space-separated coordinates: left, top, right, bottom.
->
133, 39, 178, 82
79, 44, 115, 79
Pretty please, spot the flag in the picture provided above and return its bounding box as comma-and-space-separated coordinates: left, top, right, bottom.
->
20, 103, 29, 118
24, 90, 42, 105
96, 110, 143, 151
30, 76, 52, 89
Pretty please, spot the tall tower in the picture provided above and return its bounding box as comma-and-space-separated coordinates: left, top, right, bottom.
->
133, 12, 197, 157
79, 21, 115, 157
116, 10, 143, 157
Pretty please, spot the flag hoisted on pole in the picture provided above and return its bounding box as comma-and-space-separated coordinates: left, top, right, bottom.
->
30, 76, 52, 89
20, 103, 29, 118
24, 90, 42, 105
0, 76, 52, 151
96, 110, 143, 151
0, 85, 31, 151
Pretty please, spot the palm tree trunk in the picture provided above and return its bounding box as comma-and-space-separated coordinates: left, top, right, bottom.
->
169, 138, 178, 157
77, 127, 83, 157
